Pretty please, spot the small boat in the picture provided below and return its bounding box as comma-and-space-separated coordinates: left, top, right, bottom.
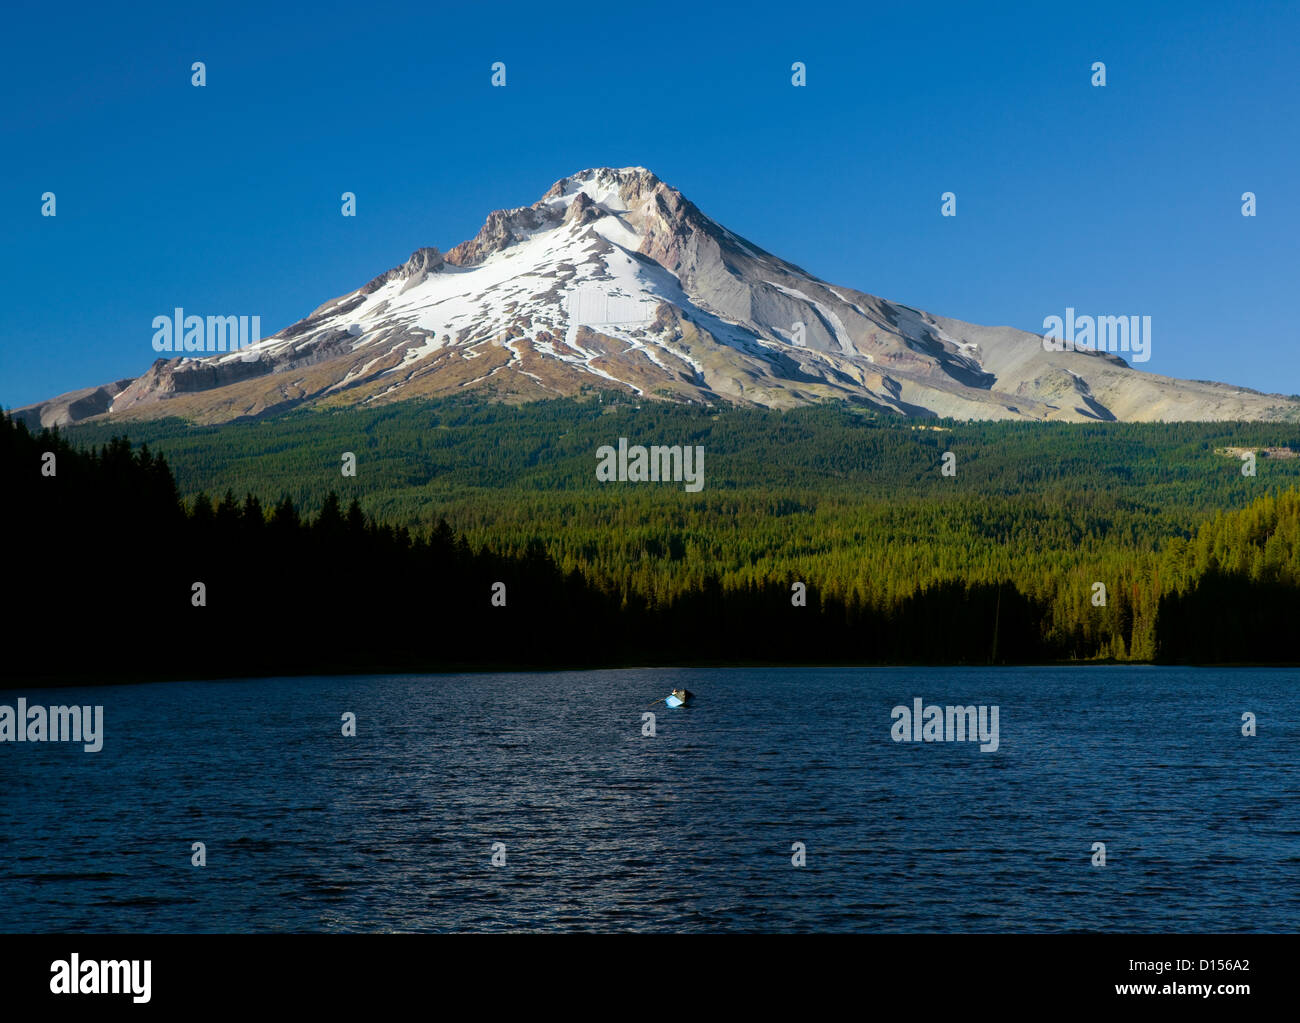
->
665, 688, 694, 707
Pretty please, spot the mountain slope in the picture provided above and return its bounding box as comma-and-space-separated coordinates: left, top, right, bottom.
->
16, 167, 1300, 426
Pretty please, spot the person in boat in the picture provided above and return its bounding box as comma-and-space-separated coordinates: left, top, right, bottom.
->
671, 688, 694, 702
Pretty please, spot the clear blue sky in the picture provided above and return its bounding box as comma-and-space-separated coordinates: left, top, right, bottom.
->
2, 0, 1296, 408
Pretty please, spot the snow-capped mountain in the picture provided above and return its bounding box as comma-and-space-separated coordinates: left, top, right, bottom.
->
16, 167, 1300, 426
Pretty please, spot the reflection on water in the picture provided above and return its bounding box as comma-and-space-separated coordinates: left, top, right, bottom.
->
0, 666, 1295, 932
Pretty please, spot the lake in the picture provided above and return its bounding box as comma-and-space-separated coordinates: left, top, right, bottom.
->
1, 666, 1295, 932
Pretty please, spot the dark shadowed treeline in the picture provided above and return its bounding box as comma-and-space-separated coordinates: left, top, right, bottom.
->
4, 410, 1299, 682
1, 413, 612, 682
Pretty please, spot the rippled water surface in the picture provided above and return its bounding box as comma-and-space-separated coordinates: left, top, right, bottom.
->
1, 667, 1296, 932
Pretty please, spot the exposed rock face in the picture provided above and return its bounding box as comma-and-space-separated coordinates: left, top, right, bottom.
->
14, 167, 1300, 427
563, 191, 602, 227
362, 246, 445, 294
18, 379, 135, 429
446, 206, 563, 267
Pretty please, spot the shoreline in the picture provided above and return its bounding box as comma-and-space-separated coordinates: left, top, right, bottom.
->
5, 658, 1298, 691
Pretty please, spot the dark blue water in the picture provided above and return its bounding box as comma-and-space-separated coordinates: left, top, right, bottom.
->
1, 667, 1296, 932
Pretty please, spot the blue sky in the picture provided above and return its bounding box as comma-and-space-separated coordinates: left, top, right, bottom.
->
2, 0, 1296, 408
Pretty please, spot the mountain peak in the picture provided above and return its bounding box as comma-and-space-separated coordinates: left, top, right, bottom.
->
14, 168, 1300, 428
542, 166, 662, 203
446, 167, 671, 268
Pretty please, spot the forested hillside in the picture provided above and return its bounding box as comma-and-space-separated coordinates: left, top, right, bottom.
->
5, 397, 1296, 679
62, 397, 1300, 665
